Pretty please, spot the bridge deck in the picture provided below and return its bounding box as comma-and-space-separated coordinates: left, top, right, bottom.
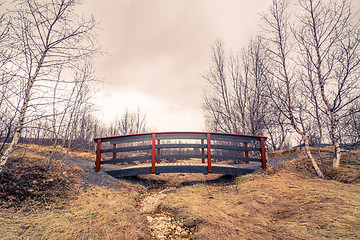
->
105, 163, 255, 177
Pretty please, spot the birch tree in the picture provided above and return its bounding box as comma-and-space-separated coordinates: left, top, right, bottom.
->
294, 0, 360, 168
0, 1, 15, 154
263, 0, 324, 177
0, 0, 98, 171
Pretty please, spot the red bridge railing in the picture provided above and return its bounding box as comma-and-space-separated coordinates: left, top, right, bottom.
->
94, 132, 267, 174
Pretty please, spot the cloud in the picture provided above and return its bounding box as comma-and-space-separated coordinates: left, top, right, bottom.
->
85, 0, 269, 131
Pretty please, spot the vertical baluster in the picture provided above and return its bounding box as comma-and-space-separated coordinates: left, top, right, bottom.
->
207, 133, 212, 173
157, 139, 161, 163
151, 133, 156, 173
244, 142, 249, 164
95, 139, 102, 173
201, 139, 205, 163
260, 137, 267, 170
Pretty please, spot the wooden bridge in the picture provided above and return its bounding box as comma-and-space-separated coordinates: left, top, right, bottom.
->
94, 132, 267, 177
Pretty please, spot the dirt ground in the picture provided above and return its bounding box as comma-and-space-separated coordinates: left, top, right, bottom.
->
0, 144, 359, 239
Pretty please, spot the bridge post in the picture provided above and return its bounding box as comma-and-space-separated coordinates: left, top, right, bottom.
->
244, 142, 249, 164
113, 144, 116, 159
151, 133, 156, 173
207, 133, 212, 173
260, 137, 267, 170
201, 139, 205, 163
157, 140, 161, 163
95, 139, 102, 172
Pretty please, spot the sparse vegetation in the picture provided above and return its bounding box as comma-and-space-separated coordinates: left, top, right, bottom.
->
0, 144, 84, 210
0, 144, 359, 239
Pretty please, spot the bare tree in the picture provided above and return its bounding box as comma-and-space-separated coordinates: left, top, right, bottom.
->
46, 60, 97, 159
263, 108, 290, 151
0, 0, 98, 171
203, 38, 271, 137
262, 0, 325, 177
0, 1, 16, 154
341, 100, 360, 148
294, 0, 360, 168
108, 108, 148, 136
203, 40, 236, 133
239, 37, 270, 136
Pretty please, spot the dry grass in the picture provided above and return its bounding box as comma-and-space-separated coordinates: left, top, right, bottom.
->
1, 144, 359, 239
1, 144, 149, 239
284, 150, 360, 183
267, 145, 336, 161
14, 143, 96, 159
1, 144, 83, 209
159, 169, 360, 239
0, 186, 149, 240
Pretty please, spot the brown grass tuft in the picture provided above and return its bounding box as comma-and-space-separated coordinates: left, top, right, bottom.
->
160, 169, 360, 239
0, 186, 149, 239
0, 145, 83, 210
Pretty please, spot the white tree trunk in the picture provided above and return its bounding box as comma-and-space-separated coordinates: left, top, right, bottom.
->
0, 52, 46, 172
304, 137, 324, 178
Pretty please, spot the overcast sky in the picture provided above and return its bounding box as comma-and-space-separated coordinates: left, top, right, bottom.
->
83, 0, 359, 132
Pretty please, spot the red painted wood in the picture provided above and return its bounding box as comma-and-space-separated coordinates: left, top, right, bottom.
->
151, 133, 156, 173
201, 139, 205, 163
112, 144, 117, 165
244, 142, 249, 164
95, 139, 102, 172
157, 139, 161, 163
207, 133, 212, 173
260, 138, 267, 170
113, 144, 116, 159
94, 131, 267, 175
94, 131, 267, 142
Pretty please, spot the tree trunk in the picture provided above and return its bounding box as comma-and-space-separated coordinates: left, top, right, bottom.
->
332, 140, 341, 169
309, 0, 342, 170
304, 136, 324, 178
0, 51, 46, 172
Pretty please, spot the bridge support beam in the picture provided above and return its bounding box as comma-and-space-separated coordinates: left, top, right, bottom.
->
244, 142, 249, 164
113, 144, 117, 161
95, 139, 102, 173
151, 133, 156, 173
157, 140, 161, 163
201, 139, 205, 163
207, 133, 212, 173
260, 137, 267, 170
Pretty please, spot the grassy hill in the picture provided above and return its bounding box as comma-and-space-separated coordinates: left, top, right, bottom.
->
0, 144, 359, 239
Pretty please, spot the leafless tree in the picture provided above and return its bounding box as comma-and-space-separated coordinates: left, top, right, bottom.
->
46, 60, 97, 159
294, 0, 360, 168
203, 38, 272, 137
239, 37, 270, 136
263, 108, 290, 151
0, 0, 99, 172
341, 100, 360, 148
203, 40, 235, 133
262, 0, 325, 177
108, 108, 147, 136
0, 1, 15, 154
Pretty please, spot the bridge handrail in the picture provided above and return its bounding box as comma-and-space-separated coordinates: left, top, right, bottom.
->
94, 131, 267, 174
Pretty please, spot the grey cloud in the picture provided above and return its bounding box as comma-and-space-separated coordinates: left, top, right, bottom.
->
84, 0, 269, 130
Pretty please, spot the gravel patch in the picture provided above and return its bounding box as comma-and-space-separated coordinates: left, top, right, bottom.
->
63, 156, 301, 189
140, 190, 195, 239
62, 157, 123, 189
